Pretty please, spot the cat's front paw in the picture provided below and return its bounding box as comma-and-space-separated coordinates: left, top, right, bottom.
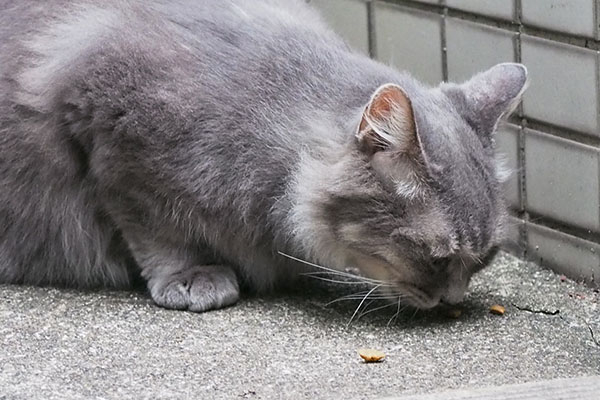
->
149, 265, 240, 312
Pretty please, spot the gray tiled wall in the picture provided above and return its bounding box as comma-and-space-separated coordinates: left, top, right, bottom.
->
521, 0, 597, 38
446, 0, 515, 21
445, 18, 517, 82
309, 0, 370, 54
373, 3, 444, 84
307, 0, 600, 286
521, 35, 599, 136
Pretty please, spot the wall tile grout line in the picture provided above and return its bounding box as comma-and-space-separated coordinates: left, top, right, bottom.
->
382, 0, 444, 14
596, 0, 600, 41
515, 118, 600, 148
367, 0, 377, 59
597, 39, 600, 237
597, 0, 600, 242
514, 0, 529, 258
524, 213, 600, 245
597, 0, 600, 241
514, 0, 520, 25
440, 4, 448, 82
519, 26, 600, 51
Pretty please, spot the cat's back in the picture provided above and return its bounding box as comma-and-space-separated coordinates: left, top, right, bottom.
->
0, 0, 81, 72
0, 0, 338, 68
1, 0, 367, 117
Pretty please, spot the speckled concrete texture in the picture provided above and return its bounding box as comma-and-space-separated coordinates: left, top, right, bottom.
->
386, 376, 600, 400
0, 253, 598, 399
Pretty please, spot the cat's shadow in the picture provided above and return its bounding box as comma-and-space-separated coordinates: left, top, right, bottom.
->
241, 279, 496, 330
85, 278, 499, 329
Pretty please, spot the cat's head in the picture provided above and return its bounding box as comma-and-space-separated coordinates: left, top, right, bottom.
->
324, 63, 527, 309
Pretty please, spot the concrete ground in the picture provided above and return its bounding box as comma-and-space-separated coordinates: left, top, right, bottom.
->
0, 252, 598, 399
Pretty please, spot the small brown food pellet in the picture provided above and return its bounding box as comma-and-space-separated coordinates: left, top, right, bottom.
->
446, 308, 462, 319
489, 304, 506, 315
358, 348, 385, 363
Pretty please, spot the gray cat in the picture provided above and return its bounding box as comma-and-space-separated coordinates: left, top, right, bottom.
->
0, 0, 527, 312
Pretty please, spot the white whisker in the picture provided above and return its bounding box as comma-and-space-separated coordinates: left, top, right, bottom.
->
387, 297, 405, 326
324, 290, 372, 306
300, 275, 381, 286
409, 307, 420, 321
301, 271, 391, 287
279, 251, 389, 285
357, 299, 375, 318
326, 295, 401, 304
357, 301, 396, 320
347, 284, 381, 327
458, 255, 467, 281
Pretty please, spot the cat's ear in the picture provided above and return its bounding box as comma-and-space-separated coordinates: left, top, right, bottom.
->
355, 84, 419, 156
454, 63, 528, 136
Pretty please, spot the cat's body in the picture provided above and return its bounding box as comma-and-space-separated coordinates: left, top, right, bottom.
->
0, 0, 527, 311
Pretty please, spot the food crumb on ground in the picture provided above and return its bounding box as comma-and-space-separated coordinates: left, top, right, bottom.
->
446, 308, 462, 319
358, 348, 385, 363
489, 304, 506, 315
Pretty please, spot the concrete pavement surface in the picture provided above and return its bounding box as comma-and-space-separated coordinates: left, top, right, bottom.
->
1, 252, 599, 399
386, 376, 600, 400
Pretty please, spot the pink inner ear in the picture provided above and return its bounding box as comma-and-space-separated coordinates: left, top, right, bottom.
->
362, 85, 416, 135
357, 84, 417, 155
370, 86, 412, 123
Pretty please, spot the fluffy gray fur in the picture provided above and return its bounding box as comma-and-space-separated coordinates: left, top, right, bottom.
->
0, 0, 527, 311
